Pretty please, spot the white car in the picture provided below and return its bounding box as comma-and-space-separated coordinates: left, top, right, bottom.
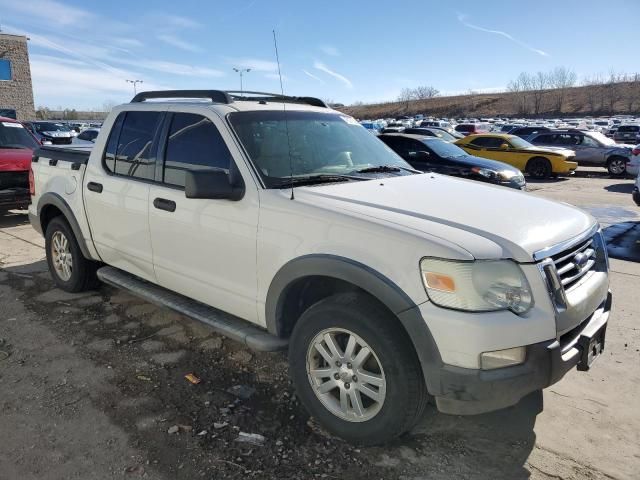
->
72, 128, 101, 145
626, 144, 640, 178
28, 90, 611, 445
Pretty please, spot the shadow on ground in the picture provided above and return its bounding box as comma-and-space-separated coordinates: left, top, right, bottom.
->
603, 221, 640, 262
604, 183, 634, 194
0, 210, 29, 228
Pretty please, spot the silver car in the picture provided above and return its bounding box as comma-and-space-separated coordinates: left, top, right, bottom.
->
527, 129, 632, 175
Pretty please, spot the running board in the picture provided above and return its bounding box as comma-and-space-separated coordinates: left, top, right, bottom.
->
97, 266, 288, 352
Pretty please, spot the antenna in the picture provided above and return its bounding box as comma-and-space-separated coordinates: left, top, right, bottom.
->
272, 29, 295, 200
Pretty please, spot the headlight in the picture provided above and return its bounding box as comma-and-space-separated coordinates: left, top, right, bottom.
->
471, 167, 496, 179
420, 258, 533, 314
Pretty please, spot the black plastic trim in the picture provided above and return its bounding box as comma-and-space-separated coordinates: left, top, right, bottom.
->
35, 146, 90, 164
265, 254, 443, 391
131, 90, 233, 104
36, 192, 95, 260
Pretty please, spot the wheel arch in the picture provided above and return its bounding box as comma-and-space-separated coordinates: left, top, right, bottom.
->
265, 254, 443, 390
37, 192, 93, 260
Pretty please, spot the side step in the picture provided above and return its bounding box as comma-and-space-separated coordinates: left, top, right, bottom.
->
97, 266, 288, 352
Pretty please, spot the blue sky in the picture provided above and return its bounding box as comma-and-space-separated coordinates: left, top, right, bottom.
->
1, 0, 638, 110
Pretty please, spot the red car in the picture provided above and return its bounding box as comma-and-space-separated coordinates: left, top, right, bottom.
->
0, 116, 40, 213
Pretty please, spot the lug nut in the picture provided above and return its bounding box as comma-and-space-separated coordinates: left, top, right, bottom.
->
345, 383, 350, 389
352, 376, 358, 382
347, 363, 352, 369
334, 373, 340, 380
335, 361, 342, 367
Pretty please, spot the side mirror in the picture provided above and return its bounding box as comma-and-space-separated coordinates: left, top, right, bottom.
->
499, 143, 509, 150
185, 170, 245, 201
409, 150, 430, 159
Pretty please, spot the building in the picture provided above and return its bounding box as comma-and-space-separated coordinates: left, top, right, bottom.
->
0, 33, 35, 121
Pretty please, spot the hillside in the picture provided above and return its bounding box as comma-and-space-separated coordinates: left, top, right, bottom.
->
340, 81, 640, 119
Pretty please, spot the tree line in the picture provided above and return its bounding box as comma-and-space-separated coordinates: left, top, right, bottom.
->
347, 68, 640, 117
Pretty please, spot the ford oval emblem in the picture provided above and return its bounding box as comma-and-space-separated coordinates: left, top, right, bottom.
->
573, 252, 589, 268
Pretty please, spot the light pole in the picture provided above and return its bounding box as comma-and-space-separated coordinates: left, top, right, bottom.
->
126, 79, 143, 96
232, 68, 251, 95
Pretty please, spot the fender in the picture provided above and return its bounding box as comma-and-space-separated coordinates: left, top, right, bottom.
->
265, 254, 443, 391
36, 192, 95, 260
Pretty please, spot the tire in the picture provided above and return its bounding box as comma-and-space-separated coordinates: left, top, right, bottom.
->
607, 156, 627, 176
526, 157, 553, 179
45, 216, 100, 292
289, 292, 427, 445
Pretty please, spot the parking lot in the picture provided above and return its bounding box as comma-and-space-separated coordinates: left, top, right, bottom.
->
0, 170, 637, 480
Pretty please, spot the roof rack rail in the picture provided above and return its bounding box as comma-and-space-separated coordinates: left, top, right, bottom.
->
225, 90, 328, 108
131, 90, 233, 104
130, 89, 329, 109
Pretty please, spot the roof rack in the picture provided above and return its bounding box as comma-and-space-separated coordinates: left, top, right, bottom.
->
130, 90, 328, 108
131, 90, 233, 104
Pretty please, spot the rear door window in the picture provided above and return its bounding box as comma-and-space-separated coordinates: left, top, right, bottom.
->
162, 113, 232, 188
104, 111, 162, 180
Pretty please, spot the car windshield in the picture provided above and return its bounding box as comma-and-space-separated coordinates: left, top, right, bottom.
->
424, 139, 468, 157
429, 129, 456, 141
589, 132, 615, 146
35, 122, 69, 132
508, 136, 534, 149
0, 121, 39, 150
229, 111, 412, 187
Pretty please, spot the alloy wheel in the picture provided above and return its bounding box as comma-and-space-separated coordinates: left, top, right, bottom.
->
51, 231, 73, 281
306, 328, 386, 422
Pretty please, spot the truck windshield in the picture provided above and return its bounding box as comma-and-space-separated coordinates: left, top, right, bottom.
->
228, 111, 412, 187
0, 121, 39, 150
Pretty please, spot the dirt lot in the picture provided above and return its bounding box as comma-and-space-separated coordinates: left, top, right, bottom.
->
1, 170, 639, 480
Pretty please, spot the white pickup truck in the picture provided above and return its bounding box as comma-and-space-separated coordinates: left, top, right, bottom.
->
28, 90, 612, 445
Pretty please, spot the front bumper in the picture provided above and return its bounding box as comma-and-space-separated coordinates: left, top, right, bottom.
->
433, 290, 612, 415
0, 187, 30, 210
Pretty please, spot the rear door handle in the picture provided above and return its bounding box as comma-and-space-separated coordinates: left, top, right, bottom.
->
87, 182, 103, 193
153, 198, 176, 212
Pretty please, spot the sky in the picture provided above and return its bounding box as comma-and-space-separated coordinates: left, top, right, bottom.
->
0, 0, 638, 110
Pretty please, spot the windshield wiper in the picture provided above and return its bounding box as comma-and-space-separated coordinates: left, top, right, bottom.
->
273, 174, 365, 188
354, 165, 422, 174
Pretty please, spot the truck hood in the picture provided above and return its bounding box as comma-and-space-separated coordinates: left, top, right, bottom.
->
0, 148, 32, 172
295, 173, 595, 262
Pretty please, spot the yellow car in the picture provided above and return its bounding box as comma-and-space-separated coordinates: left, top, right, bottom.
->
454, 133, 577, 179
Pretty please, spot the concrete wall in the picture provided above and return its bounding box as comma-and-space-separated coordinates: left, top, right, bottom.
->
0, 33, 36, 121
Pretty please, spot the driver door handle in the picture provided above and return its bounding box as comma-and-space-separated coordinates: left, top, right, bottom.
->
87, 182, 103, 193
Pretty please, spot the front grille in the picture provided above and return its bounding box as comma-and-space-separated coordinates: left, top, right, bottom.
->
549, 236, 597, 291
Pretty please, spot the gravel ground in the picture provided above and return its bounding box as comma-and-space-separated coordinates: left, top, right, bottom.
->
0, 170, 639, 479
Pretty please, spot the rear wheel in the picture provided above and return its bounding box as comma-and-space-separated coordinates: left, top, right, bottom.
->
607, 156, 627, 176
526, 157, 553, 179
288, 292, 427, 445
45, 217, 99, 292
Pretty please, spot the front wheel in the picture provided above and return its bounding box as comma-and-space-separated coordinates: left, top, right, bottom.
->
607, 156, 627, 176
526, 157, 553, 179
288, 293, 427, 445
45, 217, 99, 292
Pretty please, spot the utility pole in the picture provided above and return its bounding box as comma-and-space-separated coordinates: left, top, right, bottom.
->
232, 68, 251, 95
125, 79, 143, 96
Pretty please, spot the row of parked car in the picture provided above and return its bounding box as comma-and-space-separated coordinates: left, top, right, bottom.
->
364, 117, 639, 177
21, 121, 102, 146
